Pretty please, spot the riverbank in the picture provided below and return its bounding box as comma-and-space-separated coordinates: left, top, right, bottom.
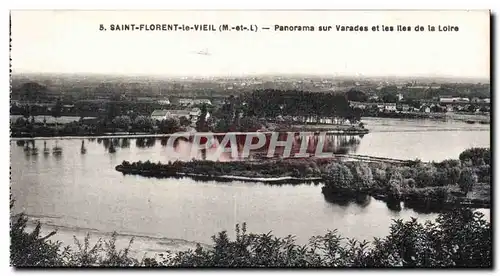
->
115, 148, 491, 212
20, 218, 209, 260
10, 115, 370, 138
116, 159, 331, 180
362, 111, 490, 124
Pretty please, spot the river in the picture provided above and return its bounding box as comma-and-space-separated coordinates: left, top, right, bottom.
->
10, 118, 490, 257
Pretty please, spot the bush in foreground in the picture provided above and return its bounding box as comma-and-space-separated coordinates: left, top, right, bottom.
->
10, 207, 491, 268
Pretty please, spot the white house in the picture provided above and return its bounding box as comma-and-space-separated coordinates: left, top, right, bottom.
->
151, 109, 190, 121
384, 103, 397, 112
157, 99, 171, 105
151, 108, 209, 124
193, 99, 212, 106
439, 97, 454, 104
151, 110, 170, 121
178, 98, 194, 106
350, 101, 366, 109
137, 97, 155, 103
399, 104, 410, 112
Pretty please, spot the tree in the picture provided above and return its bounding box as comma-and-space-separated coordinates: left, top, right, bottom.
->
238, 116, 262, 132
196, 105, 209, 132
106, 100, 122, 121
14, 117, 27, 127
381, 93, 398, 103
323, 163, 354, 189
158, 117, 180, 134
51, 99, 63, 119
380, 86, 399, 103
51, 99, 63, 131
179, 117, 191, 127
214, 119, 231, 132
479, 106, 489, 112
10, 197, 62, 267
459, 148, 490, 166
458, 168, 478, 193
133, 116, 154, 132
345, 89, 368, 102
21, 105, 31, 120
18, 82, 48, 102
415, 165, 438, 188
351, 163, 374, 190
467, 104, 477, 113
111, 115, 132, 130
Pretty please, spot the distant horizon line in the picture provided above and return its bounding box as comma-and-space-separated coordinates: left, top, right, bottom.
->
10, 71, 490, 82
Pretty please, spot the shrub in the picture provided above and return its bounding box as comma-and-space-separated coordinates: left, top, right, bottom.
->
474, 165, 491, 183
349, 163, 374, 190
372, 168, 387, 186
323, 163, 355, 189
10, 209, 491, 268
458, 168, 478, 193
10, 215, 63, 267
415, 165, 438, 188
459, 148, 490, 166
403, 178, 416, 189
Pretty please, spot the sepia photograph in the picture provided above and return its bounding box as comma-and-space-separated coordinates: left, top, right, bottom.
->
9, 9, 491, 268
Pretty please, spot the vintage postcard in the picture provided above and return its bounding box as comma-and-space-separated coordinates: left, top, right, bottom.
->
9, 10, 491, 268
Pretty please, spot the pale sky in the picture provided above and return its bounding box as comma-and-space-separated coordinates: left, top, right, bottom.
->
11, 10, 490, 78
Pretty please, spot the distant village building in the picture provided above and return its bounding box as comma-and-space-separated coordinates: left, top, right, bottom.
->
408, 85, 441, 90
157, 99, 171, 105
397, 104, 410, 112
349, 102, 367, 109
151, 109, 180, 121
439, 97, 470, 104
421, 106, 431, 113
178, 98, 195, 107
151, 108, 207, 124
193, 99, 212, 106
439, 97, 455, 104
136, 97, 155, 103
62, 104, 75, 112
177, 98, 213, 107
212, 99, 226, 106
384, 103, 397, 112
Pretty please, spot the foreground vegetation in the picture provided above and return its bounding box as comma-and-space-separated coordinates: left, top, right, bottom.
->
11, 202, 491, 268
116, 148, 490, 210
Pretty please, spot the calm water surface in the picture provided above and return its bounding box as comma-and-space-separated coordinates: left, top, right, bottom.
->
10, 118, 490, 254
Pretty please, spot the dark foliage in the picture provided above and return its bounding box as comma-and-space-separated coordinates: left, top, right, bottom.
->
10, 206, 491, 268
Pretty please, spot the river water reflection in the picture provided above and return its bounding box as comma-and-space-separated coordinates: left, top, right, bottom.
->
10, 118, 490, 252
